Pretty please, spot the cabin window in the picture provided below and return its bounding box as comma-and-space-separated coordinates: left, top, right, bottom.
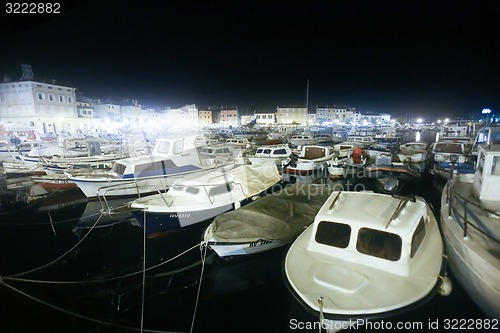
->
173, 139, 184, 154
208, 183, 234, 196
273, 148, 288, 155
222, 148, 230, 153
477, 152, 485, 175
112, 163, 127, 176
171, 185, 185, 192
410, 217, 426, 258
185, 187, 200, 195
315, 221, 351, 248
356, 228, 402, 261
157, 141, 170, 154
256, 148, 264, 154
262, 149, 271, 154
492, 156, 500, 176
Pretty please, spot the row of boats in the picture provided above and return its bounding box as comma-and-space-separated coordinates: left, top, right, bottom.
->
1, 127, 499, 328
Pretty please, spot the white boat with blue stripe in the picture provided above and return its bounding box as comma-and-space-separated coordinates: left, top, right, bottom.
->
67, 136, 233, 198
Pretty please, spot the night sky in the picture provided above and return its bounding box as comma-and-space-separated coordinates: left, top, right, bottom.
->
1, 0, 499, 120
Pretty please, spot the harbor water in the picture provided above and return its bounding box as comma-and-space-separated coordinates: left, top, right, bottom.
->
0, 172, 489, 333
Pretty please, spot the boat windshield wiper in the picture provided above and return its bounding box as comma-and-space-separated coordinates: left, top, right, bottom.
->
386, 195, 416, 229
328, 191, 342, 211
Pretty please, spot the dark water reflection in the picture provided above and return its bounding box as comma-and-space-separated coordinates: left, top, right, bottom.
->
0, 172, 488, 333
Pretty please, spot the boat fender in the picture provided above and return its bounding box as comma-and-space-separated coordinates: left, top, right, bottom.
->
438, 275, 452, 296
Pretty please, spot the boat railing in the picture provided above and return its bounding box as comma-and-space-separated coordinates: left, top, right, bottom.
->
446, 179, 500, 244
159, 181, 246, 207
96, 174, 183, 214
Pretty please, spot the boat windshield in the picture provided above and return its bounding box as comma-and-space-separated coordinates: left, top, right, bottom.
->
157, 141, 170, 154
111, 162, 127, 177
433, 143, 463, 154
315, 221, 351, 248
272, 148, 288, 155
356, 228, 402, 261
208, 182, 234, 196
411, 217, 426, 258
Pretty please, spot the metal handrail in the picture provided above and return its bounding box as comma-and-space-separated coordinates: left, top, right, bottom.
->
446, 179, 500, 244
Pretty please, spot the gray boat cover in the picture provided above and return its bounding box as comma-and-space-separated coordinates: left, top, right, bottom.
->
212, 183, 335, 242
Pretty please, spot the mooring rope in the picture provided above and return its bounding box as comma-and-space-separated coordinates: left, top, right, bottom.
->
0, 211, 102, 226
189, 241, 208, 333
140, 209, 147, 333
48, 212, 57, 236
6, 212, 105, 278
2, 242, 201, 285
0, 278, 187, 333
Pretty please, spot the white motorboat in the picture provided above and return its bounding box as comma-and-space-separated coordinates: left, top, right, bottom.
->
345, 135, 377, 149
128, 162, 282, 238
203, 183, 334, 258
282, 145, 336, 177
428, 140, 474, 179
332, 142, 357, 158
314, 133, 335, 144
440, 141, 500, 319
285, 191, 450, 331
397, 141, 428, 163
67, 136, 233, 198
326, 157, 365, 181
247, 145, 292, 166
289, 134, 319, 147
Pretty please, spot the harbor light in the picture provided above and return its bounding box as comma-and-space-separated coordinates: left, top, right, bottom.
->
482, 108, 491, 114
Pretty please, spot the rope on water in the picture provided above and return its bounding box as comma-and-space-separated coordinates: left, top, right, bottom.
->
189, 241, 208, 333
0, 209, 103, 226
6, 212, 105, 278
0, 279, 187, 333
3, 243, 201, 284
48, 212, 57, 236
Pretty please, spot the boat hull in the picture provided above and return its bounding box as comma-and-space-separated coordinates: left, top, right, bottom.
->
440, 182, 500, 319
132, 203, 236, 238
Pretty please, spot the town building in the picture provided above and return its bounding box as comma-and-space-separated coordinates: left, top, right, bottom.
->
255, 111, 276, 125
0, 78, 77, 134
276, 106, 309, 125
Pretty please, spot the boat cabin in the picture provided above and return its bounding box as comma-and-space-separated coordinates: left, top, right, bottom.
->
199, 146, 233, 158
225, 138, 251, 147
346, 135, 377, 148
254, 145, 291, 157
298, 145, 336, 160
110, 136, 202, 178
306, 191, 432, 276
473, 143, 500, 209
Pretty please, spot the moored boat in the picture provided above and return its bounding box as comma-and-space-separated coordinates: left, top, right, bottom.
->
282, 145, 336, 177
203, 183, 334, 258
129, 161, 282, 238
428, 140, 474, 179
247, 145, 292, 166
440, 141, 500, 319
284, 191, 450, 331
67, 136, 234, 198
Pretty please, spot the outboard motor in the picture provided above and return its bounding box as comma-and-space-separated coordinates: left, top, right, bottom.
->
283, 152, 299, 168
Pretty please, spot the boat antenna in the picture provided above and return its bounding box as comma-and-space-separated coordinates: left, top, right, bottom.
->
328, 191, 342, 211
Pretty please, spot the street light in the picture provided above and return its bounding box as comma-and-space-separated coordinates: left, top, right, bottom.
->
482, 108, 492, 123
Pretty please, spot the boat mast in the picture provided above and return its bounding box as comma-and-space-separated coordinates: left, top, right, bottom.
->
305, 79, 309, 113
